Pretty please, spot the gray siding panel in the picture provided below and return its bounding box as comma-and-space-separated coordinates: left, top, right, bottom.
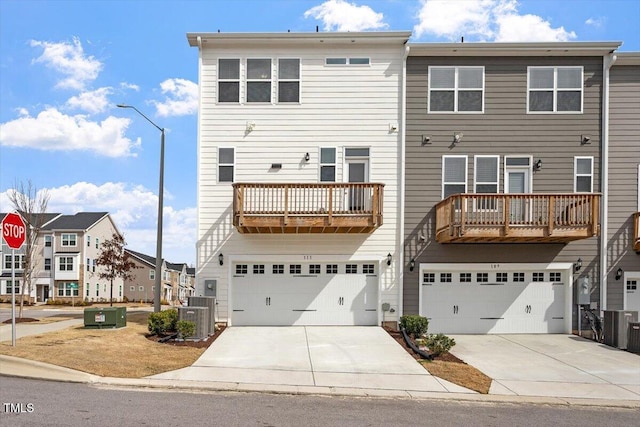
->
404, 56, 603, 316
608, 64, 640, 310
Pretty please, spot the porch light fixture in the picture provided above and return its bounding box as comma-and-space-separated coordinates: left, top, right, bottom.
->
574, 258, 582, 272
534, 159, 542, 171
386, 253, 392, 266
304, 152, 310, 162
409, 258, 415, 271
246, 121, 255, 132
615, 268, 623, 281
218, 253, 224, 266
453, 132, 463, 143
581, 135, 591, 144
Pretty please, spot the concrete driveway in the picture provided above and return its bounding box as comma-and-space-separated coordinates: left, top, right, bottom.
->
150, 326, 471, 393
449, 334, 640, 401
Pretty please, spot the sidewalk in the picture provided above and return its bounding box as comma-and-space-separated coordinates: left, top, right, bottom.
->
0, 319, 638, 408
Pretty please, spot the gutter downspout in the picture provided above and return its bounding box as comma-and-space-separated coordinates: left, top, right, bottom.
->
397, 44, 410, 321
600, 52, 617, 313
196, 36, 204, 295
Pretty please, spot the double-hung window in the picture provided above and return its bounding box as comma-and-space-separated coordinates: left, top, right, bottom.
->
218, 59, 240, 103
474, 155, 499, 209
218, 148, 235, 183
61, 233, 76, 247
59, 257, 74, 271
429, 66, 484, 113
278, 58, 300, 103
528, 66, 582, 113
442, 155, 468, 199
320, 147, 336, 182
246, 58, 271, 103
574, 157, 594, 192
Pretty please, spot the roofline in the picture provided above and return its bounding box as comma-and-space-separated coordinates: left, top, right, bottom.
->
124, 249, 157, 268
408, 41, 622, 57
187, 31, 412, 47
615, 52, 640, 65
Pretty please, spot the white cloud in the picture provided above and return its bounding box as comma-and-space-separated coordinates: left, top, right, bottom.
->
304, 0, 388, 31
38, 182, 195, 264
120, 82, 140, 91
30, 37, 102, 90
66, 87, 112, 114
0, 108, 140, 157
151, 78, 198, 117
414, 0, 577, 42
585, 17, 604, 28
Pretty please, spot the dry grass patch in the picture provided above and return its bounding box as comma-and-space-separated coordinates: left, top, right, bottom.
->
0, 312, 206, 378
421, 360, 492, 394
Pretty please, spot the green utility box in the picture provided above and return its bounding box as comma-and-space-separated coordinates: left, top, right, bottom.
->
84, 307, 127, 329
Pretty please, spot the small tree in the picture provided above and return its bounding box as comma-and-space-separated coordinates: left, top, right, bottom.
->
95, 233, 138, 306
7, 180, 50, 318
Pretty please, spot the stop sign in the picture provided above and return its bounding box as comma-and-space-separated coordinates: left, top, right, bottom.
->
2, 213, 26, 249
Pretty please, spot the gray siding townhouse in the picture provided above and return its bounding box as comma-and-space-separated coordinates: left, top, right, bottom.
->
123, 249, 175, 304
403, 42, 621, 334
608, 53, 640, 313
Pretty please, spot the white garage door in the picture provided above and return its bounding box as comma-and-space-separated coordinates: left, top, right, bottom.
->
232, 262, 378, 326
420, 266, 569, 334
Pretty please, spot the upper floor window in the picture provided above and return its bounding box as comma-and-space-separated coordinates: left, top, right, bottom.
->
4, 254, 25, 270
218, 148, 235, 183
96, 238, 99, 249
149, 269, 155, 280
574, 157, 594, 192
528, 66, 582, 113
218, 59, 240, 103
278, 58, 300, 103
59, 256, 74, 271
87, 236, 91, 247
61, 233, 77, 247
246, 58, 271, 103
44, 235, 52, 247
429, 66, 484, 113
325, 57, 370, 66
442, 155, 468, 198
320, 147, 336, 182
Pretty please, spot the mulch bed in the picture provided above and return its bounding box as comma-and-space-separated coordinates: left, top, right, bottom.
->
2, 317, 40, 324
146, 325, 226, 348
383, 326, 464, 363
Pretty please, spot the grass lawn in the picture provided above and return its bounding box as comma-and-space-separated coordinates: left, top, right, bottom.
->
0, 312, 205, 378
420, 359, 492, 394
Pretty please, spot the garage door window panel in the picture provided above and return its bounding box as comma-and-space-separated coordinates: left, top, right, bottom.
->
253, 264, 265, 274
346, 264, 358, 274
326, 264, 338, 274
273, 264, 284, 274
235, 265, 247, 275
290, 264, 301, 274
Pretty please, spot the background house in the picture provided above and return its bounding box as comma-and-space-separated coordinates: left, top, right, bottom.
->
189, 31, 410, 326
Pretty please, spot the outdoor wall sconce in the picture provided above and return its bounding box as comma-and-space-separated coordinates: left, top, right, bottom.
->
386, 253, 392, 266
409, 258, 415, 271
453, 132, 463, 144
581, 135, 591, 144
574, 258, 582, 272
218, 253, 224, 266
534, 159, 542, 171
304, 152, 310, 162
246, 121, 255, 132
422, 135, 431, 144
616, 268, 623, 281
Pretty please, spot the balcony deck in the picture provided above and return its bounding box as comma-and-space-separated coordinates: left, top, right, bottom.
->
233, 183, 384, 234
435, 193, 600, 243
634, 212, 640, 252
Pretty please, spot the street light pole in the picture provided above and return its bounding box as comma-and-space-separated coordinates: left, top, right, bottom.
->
117, 104, 164, 313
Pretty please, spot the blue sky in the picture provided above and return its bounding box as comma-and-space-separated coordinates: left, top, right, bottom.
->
1, 0, 639, 265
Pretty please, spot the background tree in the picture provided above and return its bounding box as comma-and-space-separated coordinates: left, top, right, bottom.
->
95, 233, 138, 306
7, 180, 50, 318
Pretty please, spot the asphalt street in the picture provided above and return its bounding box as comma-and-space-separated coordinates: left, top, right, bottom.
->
0, 377, 637, 427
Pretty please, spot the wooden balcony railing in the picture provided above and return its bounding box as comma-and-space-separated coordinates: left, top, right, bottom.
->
634, 212, 640, 252
435, 193, 600, 243
233, 183, 384, 233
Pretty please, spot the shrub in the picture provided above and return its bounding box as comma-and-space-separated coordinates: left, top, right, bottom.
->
122, 296, 129, 303
147, 309, 179, 335
399, 315, 429, 339
176, 320, 196, 339
423, 333, 456, 356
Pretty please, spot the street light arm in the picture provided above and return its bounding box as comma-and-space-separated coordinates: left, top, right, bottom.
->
116, 104, 164, 132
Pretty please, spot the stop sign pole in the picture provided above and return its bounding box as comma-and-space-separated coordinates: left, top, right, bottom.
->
2, 212, 27, 347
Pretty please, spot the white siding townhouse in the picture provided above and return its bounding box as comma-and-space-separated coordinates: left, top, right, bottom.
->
188, 31, 411, 326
